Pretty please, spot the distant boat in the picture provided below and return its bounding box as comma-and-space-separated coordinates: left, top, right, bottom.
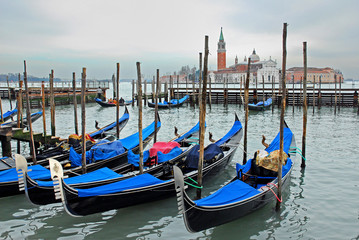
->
148, 95, 189, 109
0, 108, 17, 122
1, 111, 42, 128
248, 98, 272, 111
95, 98, 132, 107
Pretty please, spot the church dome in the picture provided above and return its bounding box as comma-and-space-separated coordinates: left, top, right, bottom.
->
249, 49, 260, 62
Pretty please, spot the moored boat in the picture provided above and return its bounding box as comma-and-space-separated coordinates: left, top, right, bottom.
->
50, 113, 242, 216
248, 98, 272, 111
173, 121, 296, 232
148, 95, 189, 109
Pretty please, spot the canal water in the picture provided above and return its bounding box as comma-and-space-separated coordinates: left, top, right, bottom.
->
1, 83, 358, 239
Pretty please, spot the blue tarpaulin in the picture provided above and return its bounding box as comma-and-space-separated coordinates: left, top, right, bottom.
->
89, 113, 129, 138
157, 147, 183, 163
175, 121, 201, 143
0, 165, 50, 183
69, 139, 126, 167
120, 121, 160, 150
185, 144, 223, 169
215, 120, 242, 146
194, 178, 260, 206
265, 127, 293, 154
36, 167, 122, 187
77, 173, 168, 197
127, 149, 150, 167
158, 95, 189, 106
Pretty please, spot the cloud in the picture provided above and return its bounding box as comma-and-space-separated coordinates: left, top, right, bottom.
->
0, 0, 358, 79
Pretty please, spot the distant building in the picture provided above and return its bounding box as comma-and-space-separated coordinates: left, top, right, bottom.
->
286, 67, 344, 83
160, 74, 187, 83
213, 28, 280, 84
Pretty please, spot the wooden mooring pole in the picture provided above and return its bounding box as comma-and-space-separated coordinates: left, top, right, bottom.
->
136, 62, 144, 174
6, 77, 13, 121
24, 60, 37, 163
17, 77, 23, 153
50, 70, 56, 136
276, 22, 287, 211
292, 75, 295, 112
0, 95, 3, 123
313, 76, 315, 114
334, 75, 337, 115
132, 79, 135, 107
116, 63, 120, 139
243, 58, 251, 164
302, 42, 307, 169
81, 67, 87, 174
196, 35, 208, 199
154, 69, 159, 144
41, 81, 46, 143
72, 73, 79, 135
209, 74, 212, 109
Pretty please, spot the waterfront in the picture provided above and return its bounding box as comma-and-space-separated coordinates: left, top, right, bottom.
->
0, 83, 359, 239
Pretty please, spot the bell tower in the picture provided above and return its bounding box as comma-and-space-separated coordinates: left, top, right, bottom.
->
217, 27, 226, 70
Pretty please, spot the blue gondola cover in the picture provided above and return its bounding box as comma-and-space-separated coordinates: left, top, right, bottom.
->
185, 144, 223, 169
36, 167, 122, 187
0, 165, 50, 183
77, 173, 167, 197
127, 149, 150, 167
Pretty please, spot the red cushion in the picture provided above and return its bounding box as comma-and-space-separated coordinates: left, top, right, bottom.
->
149, 142, 180, 158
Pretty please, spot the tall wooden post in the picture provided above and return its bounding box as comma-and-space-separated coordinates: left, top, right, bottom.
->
152, 76, 155, 102
6, 77, 14, 121
176, 75, 179, 100
262, 75, 265, 106
112, 74, 116, 99
300, 76, 303, 105
144, 78, 147, 105
302, 42, 308, 169
339, 76, 342, 111
81, 68, 87, 174
41, 81, 47, 143
334, 75, 337, 115
132, 79, 135, 107
154, 69, 159, 143
136, 62, 144, 174
209, 74, 212, 109
240, 76, 243, 106
0, 96, 3, 123
272, 75, 275, 113
116, 63, 120, 139
318, 75, 322, 109
276, 23, 287, 211
23, 61, 37, 164
313, 75, 316, 114
17, 77, 23, 128
243, 58, 251, 164
50, 70, 55, 136
72, 73, 79, 135
192, 74, 195, 107
292, 75, 295, 112
199, 53, 202, 107
196, 35, 208, 199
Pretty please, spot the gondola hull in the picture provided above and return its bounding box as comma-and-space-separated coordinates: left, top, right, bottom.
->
174, 121, 296, 232
54, 114, 242, 216
148, 101, 186, 109
95, 98, 131, 107
61, 142, 239, 216
180, 168, 293, 232
248, 104, 272, 111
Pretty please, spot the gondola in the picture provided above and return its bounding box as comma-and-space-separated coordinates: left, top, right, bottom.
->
0, 111, 157, 198
148, 95, 189, 109
50, 114, 242, 216
173, 121, 296, 233
95, 98, 132, 107
248, 98, 272, 111
0, 107, 130, 172
18, 121, 201, 205
0, 108, 17, 122
1, 111, 42, 128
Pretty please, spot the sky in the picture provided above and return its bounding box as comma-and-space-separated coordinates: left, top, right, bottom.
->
1, 0, 358, 80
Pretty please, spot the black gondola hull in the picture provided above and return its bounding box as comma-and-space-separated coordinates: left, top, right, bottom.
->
182, 170, 292, 232
147, 101, 186, 109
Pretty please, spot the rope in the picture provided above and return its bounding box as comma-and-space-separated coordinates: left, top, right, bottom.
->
184, 176, 203, 189
260, 182, 282, 202
288, 150, 307, 161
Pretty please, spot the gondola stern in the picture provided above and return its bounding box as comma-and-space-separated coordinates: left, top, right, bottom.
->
15, 154, 28, 192
49, 159, 66, 204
